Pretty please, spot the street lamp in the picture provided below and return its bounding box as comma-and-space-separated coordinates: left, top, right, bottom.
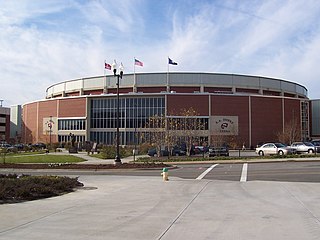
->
48, 116, 53, 149
112, 60, 124, 164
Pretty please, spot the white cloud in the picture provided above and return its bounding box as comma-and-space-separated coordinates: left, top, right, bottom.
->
1, 0, 320, 106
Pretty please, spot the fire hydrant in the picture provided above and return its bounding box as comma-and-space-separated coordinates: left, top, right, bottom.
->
161, 167, 169, 181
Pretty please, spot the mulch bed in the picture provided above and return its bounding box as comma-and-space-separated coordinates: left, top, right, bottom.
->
0, 163, 170, 170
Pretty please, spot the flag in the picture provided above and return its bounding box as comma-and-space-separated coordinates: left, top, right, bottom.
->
105, 62, 111, 70
168, 57, 178, 65
134, 58, 143, 67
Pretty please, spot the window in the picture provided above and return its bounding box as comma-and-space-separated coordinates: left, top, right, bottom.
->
90, 97, 165, 144
58, 119, 86, 130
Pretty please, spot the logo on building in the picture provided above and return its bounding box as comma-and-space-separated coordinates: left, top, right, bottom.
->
43, 117, 57, 135
211, 116, 238, 135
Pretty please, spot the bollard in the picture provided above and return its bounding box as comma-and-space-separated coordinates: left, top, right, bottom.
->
161, 167, 169, 181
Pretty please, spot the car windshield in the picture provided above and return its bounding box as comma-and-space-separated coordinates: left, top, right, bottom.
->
312, 141, 320, 146
305, 142, 314, 146
275, 143, 286, 147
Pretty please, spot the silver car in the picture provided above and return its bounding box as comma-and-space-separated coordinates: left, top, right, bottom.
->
290, 142, 316, 154
255, 142, 294, 156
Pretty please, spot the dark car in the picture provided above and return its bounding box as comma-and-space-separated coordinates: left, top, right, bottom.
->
14, 143, 31, 151
311, 140, 320, 153
0, 143, 16, 152
171, 146, 186, 156
194, 146, 209, 154
147, 148, 169, 157
208, 146, 229, 157
32, 142, 47, 149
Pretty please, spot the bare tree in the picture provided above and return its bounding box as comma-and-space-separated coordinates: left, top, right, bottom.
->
142, 114, 166, 157
142, 108, 207, 157
276, 118, 301, 144
170, 108, 206, 156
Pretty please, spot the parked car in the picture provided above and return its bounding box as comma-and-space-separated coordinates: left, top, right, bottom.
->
310, 140, 320, 152
290, 142, 317, 154
147, 148, 169, 157
194, 146, 209, 154
32, 142, 47, 149
171, 146, 186, 156
208, 146, 229, 157
255, 142, 295, 156
0, 143, 16, 152
311, 139, 320, 146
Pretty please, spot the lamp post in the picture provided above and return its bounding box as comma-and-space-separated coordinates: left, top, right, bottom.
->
112, 60, 124, 165
48, 116, 53, 149
133, 103, 137, 162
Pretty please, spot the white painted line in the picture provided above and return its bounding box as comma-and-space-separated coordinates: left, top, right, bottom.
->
196, 164, 219, 180
240, 163, 248, 182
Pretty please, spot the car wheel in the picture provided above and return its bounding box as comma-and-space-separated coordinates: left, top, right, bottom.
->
258, 150, 264, 156
153, 153, 157, 157
308, 149, 314, 154
175, 153, 179, 156
278, 150, 284, 156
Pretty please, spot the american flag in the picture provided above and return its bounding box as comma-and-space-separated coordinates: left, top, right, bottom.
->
134, 58, 143, 67
105, 62, 111, 70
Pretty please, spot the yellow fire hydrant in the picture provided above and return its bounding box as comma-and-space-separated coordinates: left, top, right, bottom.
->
161, 167, 169, 181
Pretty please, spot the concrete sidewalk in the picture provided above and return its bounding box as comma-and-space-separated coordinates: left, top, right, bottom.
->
1, 175, 320, 240
51, 150, 148, 164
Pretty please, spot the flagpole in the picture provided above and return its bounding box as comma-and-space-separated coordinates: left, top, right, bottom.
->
134, 57, 136, 84
104, 60, 106, 76
104, 60, 107, 94
167, 57, 170, 92
133, 57, 137, 92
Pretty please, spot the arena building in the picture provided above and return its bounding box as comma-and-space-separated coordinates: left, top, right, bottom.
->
22, 72, 311, 149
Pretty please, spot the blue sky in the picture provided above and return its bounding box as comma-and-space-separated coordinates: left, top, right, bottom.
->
1, 0, 320, 106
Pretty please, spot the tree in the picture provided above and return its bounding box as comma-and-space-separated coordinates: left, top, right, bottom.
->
142, 114, 167, 157
276, 118, 301, 144
142, 108, 207, 157
171, 108, 206, 156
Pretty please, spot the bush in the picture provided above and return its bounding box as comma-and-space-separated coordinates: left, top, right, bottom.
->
139, 143, 152, 154
0, 174, 83, 203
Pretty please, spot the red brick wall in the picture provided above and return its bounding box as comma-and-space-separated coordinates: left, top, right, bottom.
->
251, 96, 283, 145
5, 115, 10, 142
22, 102, 38, 144
167, 95, 209, 115
37, 100, 58, 143
284, 98, 300, 124
58, 98, 86, 117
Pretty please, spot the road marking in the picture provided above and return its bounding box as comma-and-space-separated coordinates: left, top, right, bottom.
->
240, 163, 248, 182
196, 164, 219, 180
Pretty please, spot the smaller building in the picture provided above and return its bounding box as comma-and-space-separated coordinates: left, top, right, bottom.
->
10, 105, 22, 142
0, 105, 10, 143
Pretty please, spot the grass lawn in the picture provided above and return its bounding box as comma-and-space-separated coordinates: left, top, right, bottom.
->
0, 154, 84, 164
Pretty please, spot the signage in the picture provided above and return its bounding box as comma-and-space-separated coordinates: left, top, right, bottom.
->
211, 116, 238, 135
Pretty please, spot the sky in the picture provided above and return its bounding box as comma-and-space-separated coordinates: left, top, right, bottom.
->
1, 0, 320, 107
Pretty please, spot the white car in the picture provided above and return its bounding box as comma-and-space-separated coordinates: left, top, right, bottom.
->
255, 142, 295, 156
290, 142, 316, 154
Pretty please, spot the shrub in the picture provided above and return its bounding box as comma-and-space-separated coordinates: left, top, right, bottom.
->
0, 174, 83, 203
139, 143, 152, 154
